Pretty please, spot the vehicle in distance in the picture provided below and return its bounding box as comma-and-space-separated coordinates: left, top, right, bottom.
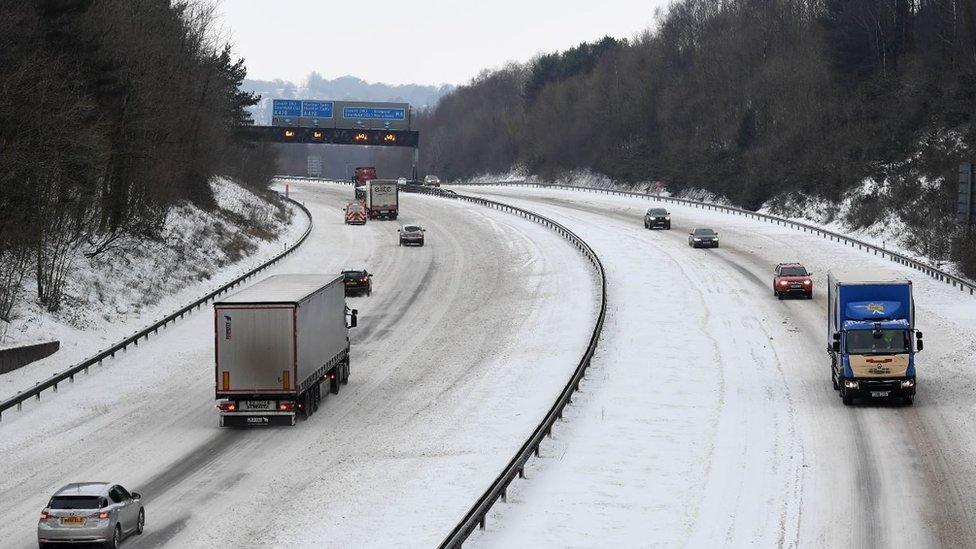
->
688, 228, 719, 248
342, 269, 372, 296
423, 175, 441, 187
344, 202, 366, 225
353, 166, 376, 201
644, 207, 671, 229
399, 224, 425, 246
214, 274, 356, 426
774, 263, 813, 299
365, 180, 399, 220
828, 270, 922, 405
38, 482, 144, 549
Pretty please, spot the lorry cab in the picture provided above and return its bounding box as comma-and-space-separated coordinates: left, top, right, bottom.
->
827, 270, 923, 405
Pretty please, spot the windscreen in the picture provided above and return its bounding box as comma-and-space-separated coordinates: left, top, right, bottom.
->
694, 228, 716, 235
846, 330, 910, 354
780, 267, 808, 276
648, 209, 668, 215
403, 226, 421, 232
343, 271, 364, 279
49, 496, 102, 509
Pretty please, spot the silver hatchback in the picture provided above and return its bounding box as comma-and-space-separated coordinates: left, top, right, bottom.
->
38, 482, 144, 548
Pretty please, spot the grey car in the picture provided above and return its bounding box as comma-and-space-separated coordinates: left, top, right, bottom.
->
688, 228, 719, 248
398, 224, 425, 246
38, 483, 144, 548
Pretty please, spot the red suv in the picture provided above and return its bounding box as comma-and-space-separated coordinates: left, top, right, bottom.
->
773, 263, 813, 299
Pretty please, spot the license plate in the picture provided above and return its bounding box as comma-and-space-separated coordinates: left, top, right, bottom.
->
871, 391, 890, 397
61, 516, 85, 525
241, 400, 272, 411
246, 417, 269, 424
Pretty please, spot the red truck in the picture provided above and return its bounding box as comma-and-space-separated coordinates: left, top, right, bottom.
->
354, 167, 376, 201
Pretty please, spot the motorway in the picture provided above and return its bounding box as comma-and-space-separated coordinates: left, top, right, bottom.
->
0, 182, 596, 548
458, 186, 976, 549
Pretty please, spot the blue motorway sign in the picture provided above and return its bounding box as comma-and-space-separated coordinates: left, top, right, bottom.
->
342, 107, 406, 121
272, 99, 302, 117
301, 100, 334, 119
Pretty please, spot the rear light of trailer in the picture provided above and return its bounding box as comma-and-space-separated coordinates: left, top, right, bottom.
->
279, 401, 295, 411
216, 401, 237, 412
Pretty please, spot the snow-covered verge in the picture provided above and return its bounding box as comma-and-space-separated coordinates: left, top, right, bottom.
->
761, 178, 964, 276
0, 177, 308, 396
461, 170, 969, 280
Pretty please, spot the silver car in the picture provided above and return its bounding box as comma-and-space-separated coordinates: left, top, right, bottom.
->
38, 482, 144, 548
398, 224, 425, 246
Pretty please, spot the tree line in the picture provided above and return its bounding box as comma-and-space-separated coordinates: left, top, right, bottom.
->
0, 0, 275, 319
417, 0, 976, 276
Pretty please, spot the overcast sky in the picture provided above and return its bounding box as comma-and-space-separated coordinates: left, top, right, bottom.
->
214, 0, 670, 86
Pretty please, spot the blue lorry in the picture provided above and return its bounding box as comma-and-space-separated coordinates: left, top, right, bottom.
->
827, 270, 924, 406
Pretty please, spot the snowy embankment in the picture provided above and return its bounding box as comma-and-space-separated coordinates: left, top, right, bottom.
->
463, 171, 970, 280
0, 177, 308, 400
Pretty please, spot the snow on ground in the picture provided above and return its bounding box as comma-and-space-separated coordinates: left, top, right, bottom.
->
454, 185, 976, 549
0, 181, 597, 548
0, 177, 307, 401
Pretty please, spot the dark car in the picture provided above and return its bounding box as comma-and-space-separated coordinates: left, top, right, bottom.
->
644, 207, 671, 229
773, 263, 813, 299
688, 228, 719, 248
399, 225, 425, 246
342, 270, 372, 296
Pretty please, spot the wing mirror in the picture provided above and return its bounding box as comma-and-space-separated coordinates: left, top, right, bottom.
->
916, 331, 923, 352
131, 492, 142, 500
831, 332, 841, 353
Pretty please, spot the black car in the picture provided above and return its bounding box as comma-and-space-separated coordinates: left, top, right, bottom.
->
342, 270, 372, 296
688, 228, 719, 248
644, 207, 671, 229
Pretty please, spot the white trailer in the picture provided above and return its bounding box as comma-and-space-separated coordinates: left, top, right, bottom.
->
366, 180, 399, 219
214, 274, 357, 426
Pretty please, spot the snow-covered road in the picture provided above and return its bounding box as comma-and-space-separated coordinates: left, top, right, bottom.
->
457, 186, 976, 549
0, 182, 597, 548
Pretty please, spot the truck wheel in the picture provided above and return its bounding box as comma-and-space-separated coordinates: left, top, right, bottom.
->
831, 371, 839, 390
903, 396, 914, 406
777, 293, 783, 300
842, 390, 853, 406
342, 362, 350, 384
330, 371, 340, 394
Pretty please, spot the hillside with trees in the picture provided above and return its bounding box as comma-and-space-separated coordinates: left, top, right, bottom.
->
417, 0, 976, 276
0, 0, 275, 319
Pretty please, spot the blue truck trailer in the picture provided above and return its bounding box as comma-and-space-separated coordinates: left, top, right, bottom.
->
827, 270, 923, 406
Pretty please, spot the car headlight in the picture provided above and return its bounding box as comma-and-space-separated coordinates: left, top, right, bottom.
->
665, 216, 670, 220
779, 280, 788, 286
900, 379, 915, 388
844, 380, 859, 389
803, 280, 811, 285
694, 238, 701, 241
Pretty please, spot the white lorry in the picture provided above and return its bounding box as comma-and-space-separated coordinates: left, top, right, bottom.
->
365, 180, 399, 220
214, 274, 357, 426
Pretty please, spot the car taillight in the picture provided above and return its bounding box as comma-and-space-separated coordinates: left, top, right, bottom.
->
279, 401, 295, 411
360, 277, 368, 282
40, 510, 50, 520
98, 511, 109, 520
803, 279, 812, 285
216, 401, 236, 412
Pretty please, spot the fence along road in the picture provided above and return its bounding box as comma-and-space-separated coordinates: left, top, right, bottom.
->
0, 196, 313, 422
458, 181, 976, 296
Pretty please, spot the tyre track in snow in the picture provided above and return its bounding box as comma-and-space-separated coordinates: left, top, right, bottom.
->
0, 181, 597, 549
460, 187, 975, 548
